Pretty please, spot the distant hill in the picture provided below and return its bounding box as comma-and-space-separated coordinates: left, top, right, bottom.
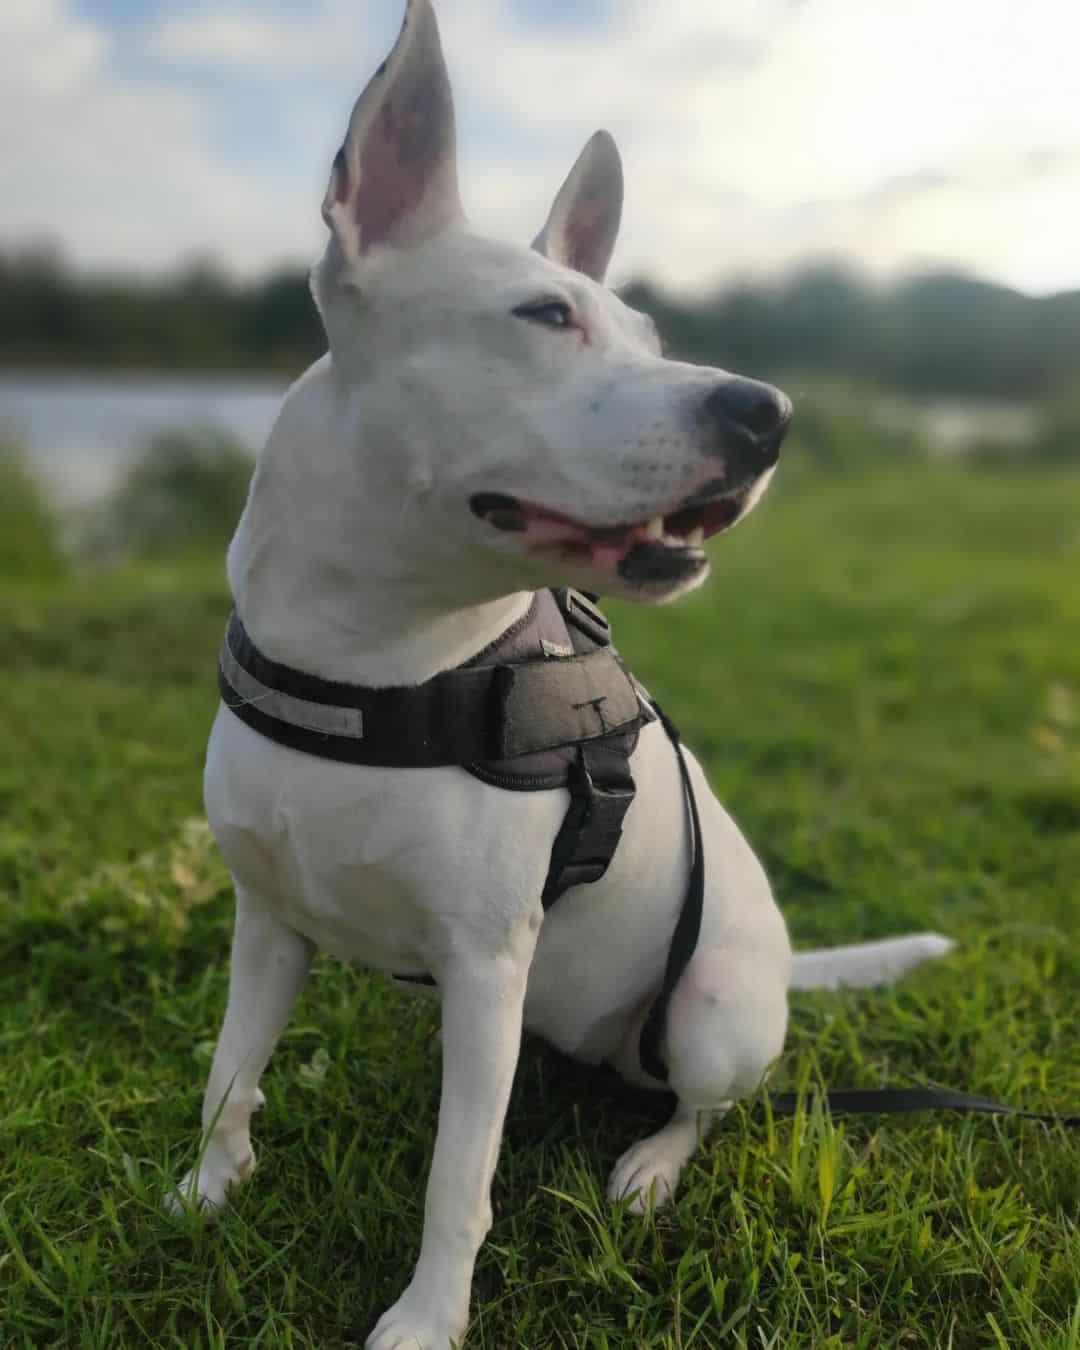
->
622, 266, 1080, 399
1, 245, 1077, 398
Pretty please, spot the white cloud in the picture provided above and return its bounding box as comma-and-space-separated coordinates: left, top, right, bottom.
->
0, 0, 325, 275
0, 0, 103, 95
447, 0, 1080, 295
152, 6, 382, 74
3, 0, 1079, 295
153, 12, 312, 69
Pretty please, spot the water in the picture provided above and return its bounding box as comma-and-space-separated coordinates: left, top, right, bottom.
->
875, 393, 1039, 455
0, 370, 288, 505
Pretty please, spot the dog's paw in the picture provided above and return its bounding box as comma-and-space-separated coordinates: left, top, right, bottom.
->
916, 932, 955, 960
164, 1141, 255, 1218
607, 1133, 688, 1215
366, 1286, 467, 1350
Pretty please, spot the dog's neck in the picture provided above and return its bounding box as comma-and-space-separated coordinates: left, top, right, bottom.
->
229, 559, 532, 688
227, 358, 533, 688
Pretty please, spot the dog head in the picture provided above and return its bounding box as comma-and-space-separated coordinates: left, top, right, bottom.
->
311, 0, 791, 605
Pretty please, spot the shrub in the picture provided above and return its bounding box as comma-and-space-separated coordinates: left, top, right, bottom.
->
0, 442, 68, 580
969, 391, 1080, 465
1030, 393, 1080, 463
782, 381, 927, 471
100, 427, 253, 558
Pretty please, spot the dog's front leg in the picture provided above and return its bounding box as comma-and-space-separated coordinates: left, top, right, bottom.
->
170, 887, 314, 1213
368, 916, 539, 1350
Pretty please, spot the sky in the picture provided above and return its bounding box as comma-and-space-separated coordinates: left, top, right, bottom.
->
3, 0, 1079, 297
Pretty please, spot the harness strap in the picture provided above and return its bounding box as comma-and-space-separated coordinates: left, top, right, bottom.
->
542, 741, 636, 907
637, 703, 705, 1082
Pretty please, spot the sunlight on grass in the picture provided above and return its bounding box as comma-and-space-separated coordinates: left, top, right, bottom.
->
64, 817, 229, 943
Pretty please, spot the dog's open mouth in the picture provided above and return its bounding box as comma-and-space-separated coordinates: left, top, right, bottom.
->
469, 489, 745, 586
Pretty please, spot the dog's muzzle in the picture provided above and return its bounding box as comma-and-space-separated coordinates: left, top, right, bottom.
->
470, 380, 791, 593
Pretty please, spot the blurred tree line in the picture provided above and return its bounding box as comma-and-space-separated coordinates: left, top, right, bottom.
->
0, 245, 324, 375
2, 244, 1077, 398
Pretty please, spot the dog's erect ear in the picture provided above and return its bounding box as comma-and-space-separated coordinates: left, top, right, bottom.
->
532, 131, 624, 284
322, 0, 462, 260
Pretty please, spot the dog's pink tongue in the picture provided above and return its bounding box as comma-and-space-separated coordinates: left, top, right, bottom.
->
589, 538, 632, 572
519, 506, 646, 574
522, 515, 579, 546
523, 512, 631, 553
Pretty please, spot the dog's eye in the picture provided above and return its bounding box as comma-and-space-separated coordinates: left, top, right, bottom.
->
512, 299, 574, 329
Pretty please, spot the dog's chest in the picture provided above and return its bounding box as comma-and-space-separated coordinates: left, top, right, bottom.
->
204, 697, 715, 1071
204, 705, 567, 971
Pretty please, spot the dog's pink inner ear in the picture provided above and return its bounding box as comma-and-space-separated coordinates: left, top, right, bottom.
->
352, 88, 453, 249
562, 192, 618, 279
534, 131, 624, 284
323, 0, 462, 258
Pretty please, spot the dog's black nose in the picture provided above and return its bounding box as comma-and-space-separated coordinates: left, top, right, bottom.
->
704, 378, 792, 471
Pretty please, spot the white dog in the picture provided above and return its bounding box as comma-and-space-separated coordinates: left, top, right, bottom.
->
173, 4, 951, 1345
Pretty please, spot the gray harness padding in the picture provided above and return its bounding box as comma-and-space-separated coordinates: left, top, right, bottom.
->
458, 587, 651, 792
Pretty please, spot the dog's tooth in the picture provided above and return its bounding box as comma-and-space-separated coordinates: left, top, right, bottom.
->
688, 526, 705, 548
644, 516, 665, 541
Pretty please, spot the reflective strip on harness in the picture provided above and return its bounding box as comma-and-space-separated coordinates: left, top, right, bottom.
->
219, 626, 366, 740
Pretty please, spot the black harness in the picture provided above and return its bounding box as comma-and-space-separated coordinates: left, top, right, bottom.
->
218, 588, 700, 1079
218, 591, 1079, 1125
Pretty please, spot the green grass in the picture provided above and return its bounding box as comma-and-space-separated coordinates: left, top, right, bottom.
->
2, 460, 1079, 1349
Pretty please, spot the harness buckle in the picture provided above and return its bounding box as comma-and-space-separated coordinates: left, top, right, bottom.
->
557, 588, 611, 648
542, 747, 636, 907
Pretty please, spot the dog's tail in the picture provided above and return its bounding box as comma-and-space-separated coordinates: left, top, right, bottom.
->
789, 933, 953, 991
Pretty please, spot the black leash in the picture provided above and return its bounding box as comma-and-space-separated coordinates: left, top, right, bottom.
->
638, 703, 1080, 1130
767, 1086, 1080, 1127
637, 703, 705, 1083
